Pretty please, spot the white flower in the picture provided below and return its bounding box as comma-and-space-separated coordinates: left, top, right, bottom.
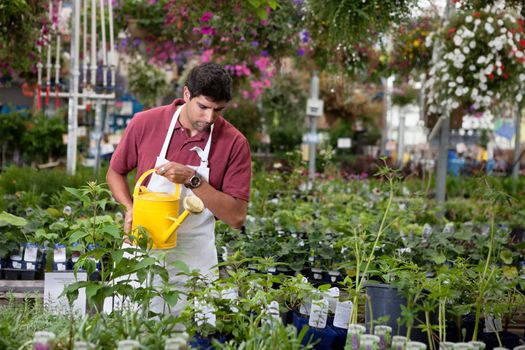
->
477, 56, 486, 64
501, 27, 507, 34
487, 17, 494, 23
497, 19, 503, 26
442, 73, 450, 81
466, 15, 473, 23
485, 65, 494, 74
456, 76, 464, 83
475, 19, 481, 26
519, 74, 525, 81
449, 81, 457, 88
452, 101, 460, 109
453, 35, 463, 46
469, 65, 476, 71
517, 51, 524, 58
485, 23, 494, 34
518, 94, 523, 102
463, 46, 470, 54
455, 87, 464, 96
469, 41, 476, 49
472, 88, 479, 96
480, 83, 488, 91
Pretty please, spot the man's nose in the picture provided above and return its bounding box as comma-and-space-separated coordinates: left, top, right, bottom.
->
204, 109, 214, 123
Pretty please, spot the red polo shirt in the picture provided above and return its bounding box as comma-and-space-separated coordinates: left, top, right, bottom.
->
110, 99, 251, 202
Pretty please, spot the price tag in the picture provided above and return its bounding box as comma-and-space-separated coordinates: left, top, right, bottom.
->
306, 98, 324, 117
309, 298, 329, 328
333, 301, 353, 329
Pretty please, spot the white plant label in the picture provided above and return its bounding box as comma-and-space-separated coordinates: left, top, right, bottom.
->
309, 298, 329, 329
26, 262, 36, 270
221, 287, 239, 313
24, 246, 38, 262
267, 300, 281, 323
333, 300, 353, 329
323, 287, 340, 314
194, 299, 216, 327
54, 246, 67, 263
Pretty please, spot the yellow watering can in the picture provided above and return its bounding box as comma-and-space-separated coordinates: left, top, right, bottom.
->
132, 169, 205, 249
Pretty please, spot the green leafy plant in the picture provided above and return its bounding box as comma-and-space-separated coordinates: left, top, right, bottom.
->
127, 56, 169, 108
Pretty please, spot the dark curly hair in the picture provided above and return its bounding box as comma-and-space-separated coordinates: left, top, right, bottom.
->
185, 62, 232, 102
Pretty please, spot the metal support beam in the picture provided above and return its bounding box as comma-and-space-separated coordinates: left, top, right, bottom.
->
436, 114, 450, 203
308, 72, 320, 182
513, 104, 522, 180
66, 0, 81, 175
397, 109, 406, 169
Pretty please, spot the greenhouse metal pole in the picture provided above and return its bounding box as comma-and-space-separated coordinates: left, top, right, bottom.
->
435, 0, 454, 203
66, 0, 81, 175
397, 109, 406, 169
436, 113, 449, 203
512, 104, 522, 180
308, 73, 320, 182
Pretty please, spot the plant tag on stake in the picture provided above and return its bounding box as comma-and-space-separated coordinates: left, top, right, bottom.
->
266, 300, 281, 324
322, 287, 340, 314
194, 299, 216, 327
484, 314, 503, 333
333, 300, 353, 328
309, 298, 329, 328
24, 243, 38, 262
221, 287, 239, 313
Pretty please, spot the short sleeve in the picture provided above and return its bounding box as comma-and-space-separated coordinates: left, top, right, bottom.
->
109, 117, 141, 175
221, 137, 251, 202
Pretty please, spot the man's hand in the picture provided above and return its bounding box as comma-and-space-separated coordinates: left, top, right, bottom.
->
156, 162, 195, 184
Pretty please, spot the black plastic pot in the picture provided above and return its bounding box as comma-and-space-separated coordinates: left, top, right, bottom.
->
480, 331, 521, 350
365, 283, 432, 343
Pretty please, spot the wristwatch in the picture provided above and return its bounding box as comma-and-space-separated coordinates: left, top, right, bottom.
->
185, 171, 202, 189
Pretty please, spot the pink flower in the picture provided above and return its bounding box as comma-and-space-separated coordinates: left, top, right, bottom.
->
200, 26, 215, 35
254, 56, 270, 72
200, 11, 214, 22
200, 49, 214, 63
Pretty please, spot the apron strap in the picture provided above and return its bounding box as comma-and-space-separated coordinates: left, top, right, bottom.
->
159, 104, 185, 159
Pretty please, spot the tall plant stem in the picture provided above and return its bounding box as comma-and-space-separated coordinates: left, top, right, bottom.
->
351, 177, 395, 324
425, 311, 434, 350
473, 202, 496, 340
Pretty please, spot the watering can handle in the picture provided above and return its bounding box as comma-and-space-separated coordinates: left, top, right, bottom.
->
133, 168, 180, 198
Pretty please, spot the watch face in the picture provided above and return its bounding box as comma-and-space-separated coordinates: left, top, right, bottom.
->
190, 174, 201, 188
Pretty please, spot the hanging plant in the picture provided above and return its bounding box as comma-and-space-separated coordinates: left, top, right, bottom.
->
425, 4, 525, 116
389, 15, 441, 80
127, 56, 169, 108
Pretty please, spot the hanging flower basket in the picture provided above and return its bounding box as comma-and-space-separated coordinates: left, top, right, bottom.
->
425, 5, 525, 118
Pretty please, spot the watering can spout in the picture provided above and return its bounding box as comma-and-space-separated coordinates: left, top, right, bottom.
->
162, 196, 205, 243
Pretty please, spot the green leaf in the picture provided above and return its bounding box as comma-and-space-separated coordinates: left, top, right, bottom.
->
112, 249, 124, 265
170, 260, 190, 274
0, 211, 27, 227
85, 284, 103, 300
64, 187, 83, 199
164, 291, 180, 307
69, 230, 91, 242
500, 249, 513, 265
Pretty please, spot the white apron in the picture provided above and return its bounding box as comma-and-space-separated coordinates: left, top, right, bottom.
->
148, 104, 218, 314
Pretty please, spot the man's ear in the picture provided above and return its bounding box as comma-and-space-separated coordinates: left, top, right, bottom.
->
183, 86, 191, 103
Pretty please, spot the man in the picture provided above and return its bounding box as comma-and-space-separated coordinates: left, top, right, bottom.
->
106, 62, 251, 309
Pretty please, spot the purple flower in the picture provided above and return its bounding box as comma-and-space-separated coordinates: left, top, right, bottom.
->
301, 30, 309, 43
296, 48, 305, 56
261, 50, 269, 57
251, 41, 259, 47
200, 26, 214, 35
200, 11, 214, 22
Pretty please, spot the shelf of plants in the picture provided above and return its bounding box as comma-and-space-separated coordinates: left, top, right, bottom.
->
0, 163, 524, 350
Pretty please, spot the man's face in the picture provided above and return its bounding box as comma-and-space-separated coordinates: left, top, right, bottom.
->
183, 86, 227, 133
